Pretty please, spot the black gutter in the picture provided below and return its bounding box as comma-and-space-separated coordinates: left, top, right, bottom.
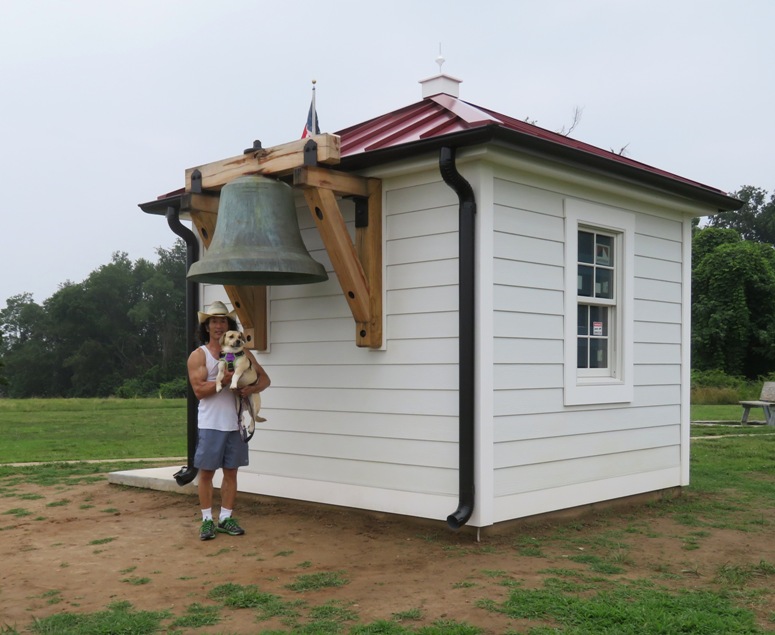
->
138, 195, 200, 486
338, 125, 743, 213
439, 146, 476, 529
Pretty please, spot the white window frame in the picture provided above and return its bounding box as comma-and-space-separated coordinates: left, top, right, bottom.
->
564, 199, 634, 405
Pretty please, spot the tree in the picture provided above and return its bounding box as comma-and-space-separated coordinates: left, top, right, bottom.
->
692, 228, 775, 377
0, 240, 187, 397
707, 186, 775, 243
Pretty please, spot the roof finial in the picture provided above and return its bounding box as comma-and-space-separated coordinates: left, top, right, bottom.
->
435, 43, 445, 74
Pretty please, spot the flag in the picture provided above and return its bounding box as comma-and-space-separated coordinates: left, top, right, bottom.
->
301, 88, 320, 138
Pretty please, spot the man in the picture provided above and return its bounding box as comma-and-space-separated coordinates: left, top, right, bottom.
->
187, 301, 270, 541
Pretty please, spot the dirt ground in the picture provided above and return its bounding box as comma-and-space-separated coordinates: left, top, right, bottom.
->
1, 468, 774, 634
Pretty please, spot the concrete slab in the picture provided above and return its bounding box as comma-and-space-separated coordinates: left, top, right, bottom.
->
107, 465, 222, 495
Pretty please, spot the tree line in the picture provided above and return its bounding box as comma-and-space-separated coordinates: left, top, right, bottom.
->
0, 240, 187, 398
0, 187, 774, 397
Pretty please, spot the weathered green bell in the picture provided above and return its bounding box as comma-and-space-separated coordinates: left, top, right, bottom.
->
187, 175, 328, 286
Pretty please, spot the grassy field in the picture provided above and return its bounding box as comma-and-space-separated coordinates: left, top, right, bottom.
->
0, 398, 186, 463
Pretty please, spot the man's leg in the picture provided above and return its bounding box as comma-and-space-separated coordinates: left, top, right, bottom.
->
198, 469, 216, 510
220, 468, 238, 511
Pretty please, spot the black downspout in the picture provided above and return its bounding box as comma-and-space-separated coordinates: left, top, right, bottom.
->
165, 205, 201, 486
439, 146, 476, 529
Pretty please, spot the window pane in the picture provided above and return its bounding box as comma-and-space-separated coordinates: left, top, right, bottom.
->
578, 231, 594, 263
578, 265, 593, 296
577, 338, 588, 368
577, 305, 588, 335
595, 268, 613, 299
589, 306, 608, 336
595, 234, 613, 266
590, 338, 608, 368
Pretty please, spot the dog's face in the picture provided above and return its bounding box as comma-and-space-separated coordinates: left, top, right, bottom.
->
219, 330, 246, 351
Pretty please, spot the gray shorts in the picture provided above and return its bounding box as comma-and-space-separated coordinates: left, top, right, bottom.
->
194, 429, 249, 471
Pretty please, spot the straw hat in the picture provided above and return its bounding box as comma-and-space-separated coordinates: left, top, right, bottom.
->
197, 301, 237, 324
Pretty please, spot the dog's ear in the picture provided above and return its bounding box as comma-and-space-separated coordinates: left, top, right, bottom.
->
219, 333, 227, 345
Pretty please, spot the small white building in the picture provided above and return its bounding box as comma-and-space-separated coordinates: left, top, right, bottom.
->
132, 75, 740, 530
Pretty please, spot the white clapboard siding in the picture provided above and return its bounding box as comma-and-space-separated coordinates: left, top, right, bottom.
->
266, 339, 459, 365
634, 320, 681, 344
494, 425, 679, 469
634, 254, 682, 283
492, 337, 564, 364
635, 364, 681, 385
494, 178, 564, 217
635, 233, 682, 262
494, 364, 563, 390
260, 410, 458, 442
253, 452, 457, 495
494, 232, 564, 266
494, 258, 564, 290
494, 446, 680, 496
387, 232, 458, 264
635, 277, 682, 303
387, 259, 458, 289
494, 404, 681, 443
387, 285, 458, 314
494, 286, 564, 315
494, 205, 565, 241
494, 311, 563, 339
268, 364, 459, 391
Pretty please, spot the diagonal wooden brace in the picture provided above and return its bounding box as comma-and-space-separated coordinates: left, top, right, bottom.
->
302, 185, 382, 348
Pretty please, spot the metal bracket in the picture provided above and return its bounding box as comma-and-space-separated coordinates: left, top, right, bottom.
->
303, 139, 318, 166
243, 139, 262, 155
190, 169, 202, 194
354, 196, 368, 228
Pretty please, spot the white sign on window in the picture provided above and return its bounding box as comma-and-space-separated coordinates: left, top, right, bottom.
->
593, 321, 603, 336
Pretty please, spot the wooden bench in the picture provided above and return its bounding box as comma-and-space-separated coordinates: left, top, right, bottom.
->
739, 382, 775, 425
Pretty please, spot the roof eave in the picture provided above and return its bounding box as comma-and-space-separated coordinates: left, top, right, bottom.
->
339, 124, 742, 213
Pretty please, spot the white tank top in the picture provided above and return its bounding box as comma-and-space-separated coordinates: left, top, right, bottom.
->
198, 345, 239, 432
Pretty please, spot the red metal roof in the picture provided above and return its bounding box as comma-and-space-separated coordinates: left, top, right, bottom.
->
336, 93, 738, 208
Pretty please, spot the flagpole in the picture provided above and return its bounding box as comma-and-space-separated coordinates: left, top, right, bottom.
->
311, 79, 317, 134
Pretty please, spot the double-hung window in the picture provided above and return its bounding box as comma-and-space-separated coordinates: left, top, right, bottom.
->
564, 199, 634, 405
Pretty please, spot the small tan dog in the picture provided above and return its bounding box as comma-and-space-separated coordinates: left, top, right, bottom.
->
215, 331, 266, 438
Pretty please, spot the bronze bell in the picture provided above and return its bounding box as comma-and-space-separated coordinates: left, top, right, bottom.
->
187, 175, 328, 286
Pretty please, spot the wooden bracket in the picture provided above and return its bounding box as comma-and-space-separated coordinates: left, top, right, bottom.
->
294, 167, 382, 348
183, 137, 382, 349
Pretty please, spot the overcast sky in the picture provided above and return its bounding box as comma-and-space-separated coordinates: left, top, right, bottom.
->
1, 0, 772, 305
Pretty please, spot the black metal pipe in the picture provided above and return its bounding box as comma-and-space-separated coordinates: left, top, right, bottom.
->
165, 204, 200, 486
439, 146, 476, 529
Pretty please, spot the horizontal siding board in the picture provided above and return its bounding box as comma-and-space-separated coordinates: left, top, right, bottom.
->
635, 277, 682, 303
494, 384, 681, 417
494, 445, 680, 496
635, 255, 681, 283
494, 259, 564, 290
386, 205, 459, 240
493, 338, 564, 364
494, 364, 563, 390
634, 234, 682, 261
494, 425, 679, 469
635, 213, 683, 241
253, 452, 457, 495
494, 232, 564, 267
387, 286, 458, 314
271, 318, 353, 343
634, 299, 681, 323
266, 338, 459, 365
263, 411, 458, 442
494, 206, 564, 241
494, 404, 681, 443
269, 364, 459, 391
634, 342, 682, 364
385, 181, 457, 216
269, 386, 459, 416
494, 178, 564, 216
494, 312, 563, 339
494, 285, 563, 315
258, 430, 457, 468
634, 320, 681, 344
271, 295, 351, 321
634, 364, 681, 385
387, 259, 458, 289
389, 311, 458, 339
387, 232, 458, 265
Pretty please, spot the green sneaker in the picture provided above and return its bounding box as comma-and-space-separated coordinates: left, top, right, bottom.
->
217, 517, 245, 536
199, 519, 216, 541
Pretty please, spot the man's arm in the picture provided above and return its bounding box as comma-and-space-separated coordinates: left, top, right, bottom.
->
187, 348, 233, 400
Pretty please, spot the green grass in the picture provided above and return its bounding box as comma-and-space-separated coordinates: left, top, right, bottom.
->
0, 398, 186, 463
29, 600, 169, 634
691, 403, 765, 423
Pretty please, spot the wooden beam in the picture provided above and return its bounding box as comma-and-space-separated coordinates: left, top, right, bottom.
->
185, 134, 341, 192
303, 187, 371, 324
182, 193, 268, 351
355, 179, 383, 348
293, 165, 370, 197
